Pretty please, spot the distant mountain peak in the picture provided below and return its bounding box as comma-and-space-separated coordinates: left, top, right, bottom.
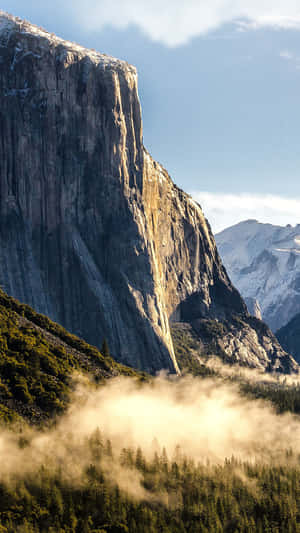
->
243, 218, 259, 224
216, 219, 300, 331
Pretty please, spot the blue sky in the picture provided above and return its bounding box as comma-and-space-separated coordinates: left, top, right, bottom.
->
2, 1, 300, 230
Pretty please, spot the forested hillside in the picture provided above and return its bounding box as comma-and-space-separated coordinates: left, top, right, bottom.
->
0, 433, 299, 532
0, 290, 299, 532
0, 289, 141, 424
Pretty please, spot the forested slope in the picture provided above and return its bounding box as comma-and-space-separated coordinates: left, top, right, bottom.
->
0, 288, 142, 424
0, 291, 298, 532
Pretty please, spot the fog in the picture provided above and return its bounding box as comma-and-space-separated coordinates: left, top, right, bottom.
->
0, 372, 299, 498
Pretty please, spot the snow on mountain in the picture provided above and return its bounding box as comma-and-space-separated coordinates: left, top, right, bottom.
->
215, 220, 300, 332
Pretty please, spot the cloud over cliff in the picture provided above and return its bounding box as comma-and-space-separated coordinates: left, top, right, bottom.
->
5, 1, 300, 46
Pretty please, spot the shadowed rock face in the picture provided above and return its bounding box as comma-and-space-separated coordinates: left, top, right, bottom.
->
0, 12, 297, 374
277, 314, 300, 364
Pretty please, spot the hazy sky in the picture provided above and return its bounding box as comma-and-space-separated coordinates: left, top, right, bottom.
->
2, 1, 300, 230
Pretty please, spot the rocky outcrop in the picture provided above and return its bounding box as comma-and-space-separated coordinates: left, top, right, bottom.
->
0, 12, 297, 374
172, 317, 298, 373
244, 297, 262, 320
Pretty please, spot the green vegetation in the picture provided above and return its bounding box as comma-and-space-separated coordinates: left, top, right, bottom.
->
0, 289, 141, 375
101, 339, 111, 359
194, 319, 227, 338
0, 291, 299, 531
171, 325, 216, 377
0, 435, 299, 532
240, 380, 300, 415
173, 320, 229, 363
0, 290, 142, 423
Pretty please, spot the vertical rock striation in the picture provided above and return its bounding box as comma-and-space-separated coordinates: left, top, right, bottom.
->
0, 12, 297, 373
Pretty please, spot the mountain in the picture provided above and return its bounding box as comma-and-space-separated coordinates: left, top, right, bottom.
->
0, 11, 297, 374
276, 313, 300, 364
216, 219, 300, 332
0, 287, 141, 424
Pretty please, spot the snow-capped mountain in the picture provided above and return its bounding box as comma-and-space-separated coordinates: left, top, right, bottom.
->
215, 220, 300, 332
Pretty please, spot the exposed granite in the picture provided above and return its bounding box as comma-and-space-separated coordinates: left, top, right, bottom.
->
244, 297, 262, 320
172, 319, 298, 374
0, 11, 297, 374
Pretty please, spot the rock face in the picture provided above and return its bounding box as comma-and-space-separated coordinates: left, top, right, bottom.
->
173, 316, 297, 373
216, 220, 300, 332
244, 297, 262, 320
0, 12, 297, 374
276, 314, 300, 364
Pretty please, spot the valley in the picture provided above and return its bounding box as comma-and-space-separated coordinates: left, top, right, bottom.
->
0, 9, 299, 533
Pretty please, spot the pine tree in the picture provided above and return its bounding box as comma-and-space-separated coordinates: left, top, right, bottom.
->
101, 338, 110, 357
135, 447, 146, 472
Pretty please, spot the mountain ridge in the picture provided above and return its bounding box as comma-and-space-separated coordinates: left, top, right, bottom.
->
216, 219, 300, 331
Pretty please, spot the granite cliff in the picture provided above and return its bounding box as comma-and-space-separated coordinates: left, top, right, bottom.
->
0, 12, 297, 373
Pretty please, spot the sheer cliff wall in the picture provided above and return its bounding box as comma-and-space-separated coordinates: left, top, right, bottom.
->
0, 12, 296, 374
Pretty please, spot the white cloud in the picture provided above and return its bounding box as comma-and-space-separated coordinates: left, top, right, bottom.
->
190, 191, 300, 233
66, 0, 300, 46
280, 50, 294, 59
